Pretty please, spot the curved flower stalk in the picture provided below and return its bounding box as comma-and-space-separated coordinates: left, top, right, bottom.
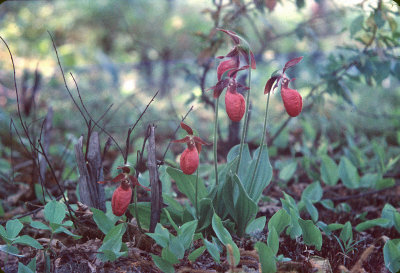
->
264, 56, 303, 117
98, 166, 150, 216
172, 122, 211, 175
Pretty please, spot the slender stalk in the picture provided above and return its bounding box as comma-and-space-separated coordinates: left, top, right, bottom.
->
213, 97, 219, 187
236, 62, 252, 174
133, 186, 143, 232
249, 92, 271, 192
195, 169, 199, 219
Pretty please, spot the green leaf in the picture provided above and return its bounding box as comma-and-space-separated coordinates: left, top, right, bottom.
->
212, 213, 240, 266
246, 216, 266, 235
267, 226, 279, 256
6, 219, 23, 239
376, 178, 395, 190
98, 224, 124, 261
13, 235, 43, 249
255, 242, 277, 273
18, 262, 35, 273
298, 219, 322, 251
339, 157, 360, 189
146, 223, 170, 248
327, 223, 344, 231
161, 247, 179, 265
179, 220, 198, 250
384, 240, 400, 273
279, 162, 297, 181
382, 204, 397, 228
91, 208, 118, 234
166, 167, 208, 205
44, 200, 67, 225
301, 182, 323, 203
287, 208, 302, 239
0, 244, 22, 256
169, 235, 185, 260
243, 145, 273, 203
197, 198, 214, 231
374, 10, 385, 28
355, 218, 390, 232
320, 156, 339, 186
268, 209, 290, 235
360, 173, 381, 188
203, 238, 220, 263
188, 246, 206, 262
350, 15, 364, 37
339, 221, 353, 244
305, 200, 319, 222
54, 226, 82, 239
231, 174, 258, 237
151, 254, 175, 273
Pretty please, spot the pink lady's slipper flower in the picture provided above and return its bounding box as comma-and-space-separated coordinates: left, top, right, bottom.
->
172, 122, 211, 175
264, 56, 303, 117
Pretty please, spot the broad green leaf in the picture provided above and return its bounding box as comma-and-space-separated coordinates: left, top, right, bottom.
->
91, 208, 117, 234
320, 156, 339, 186
212, 213, 240, 266
13, 235, 43, 249
203, 238, 220, 263
355, 218, 390, 232
339, 221, 353, 244
328, 223, 344, 231
382, 204, 397, 228
129, 202, 167, 230
339, 157, 360, 189
305, 200, 319, 222
6, 219, 23, 239
232, 174, 258, 237
152, 254, 175, 273
179, 220, 198, 250
168, 236, 185, 260
279, 162, 297, 181
188, 246, 206, 262
350, 15, 364, 37
384, 240, 400, 273
18, 262, 35, 273
54, 226, 82, 239
146, 223, 170, 248
246, 217, 266, 235
0, 244, 22, 256
302, 182, 323, 203
255, 242, 277, 273
222, 174, 236, 220
298, 219, 322, 251
226, 144, 251, 178
268, 209, 290, 235
243, 145, 273, 203
161, 247, 179, 265
166, 167, 208, 205
376, 178, 395, 190
44, 200, 67, 225
98, 224, 124, 259
288, 208, 302, 239
267, 226, 279, 255
360, 173, 381, 188
197, 198, 214, 231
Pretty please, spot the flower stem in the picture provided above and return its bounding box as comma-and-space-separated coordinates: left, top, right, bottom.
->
195, 169, 199, 219
249, 92, 271, 192
236, 63, 252, 174
134, 186, 143, 232
214, 97, 219, 187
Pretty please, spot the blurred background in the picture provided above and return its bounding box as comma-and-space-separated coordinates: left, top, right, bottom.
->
0, 0, 399, 198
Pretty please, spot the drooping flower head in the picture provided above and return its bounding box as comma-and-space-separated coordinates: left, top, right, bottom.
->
264, 56, 303, 117
209, 28, 256, 122
98, 166, 150, 216
172, 122, 211, 175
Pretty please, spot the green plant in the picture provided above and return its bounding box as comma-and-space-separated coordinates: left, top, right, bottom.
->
333, 221, 364, 263
0, 219, 43, 257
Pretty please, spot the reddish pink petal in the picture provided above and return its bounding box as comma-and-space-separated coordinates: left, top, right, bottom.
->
193, 136, 212, 146
111, 173, 125, 183
117, 166, 131, 173
225, 90, 246, 122
283, 56, 303, 74
217, 58, 239, 80
180, 122, 193, 135
217, 28, 240, 44
264, 75, 280, 94
209, 78, 229, 98
281, 87, 303, 117
130, 176, 151, 191
172, 136, 191, 144
238, 48, 256, 70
